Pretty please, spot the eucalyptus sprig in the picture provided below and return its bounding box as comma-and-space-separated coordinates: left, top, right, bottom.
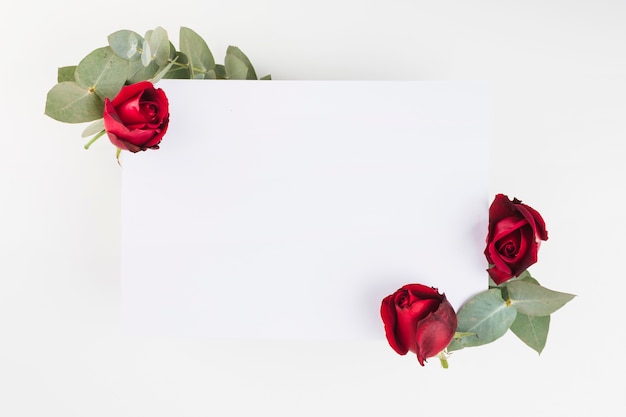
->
45, 26, 269, 147
447, 270, 575, 355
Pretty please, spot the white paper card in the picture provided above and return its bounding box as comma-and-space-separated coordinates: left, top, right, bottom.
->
121, 80, 490, 340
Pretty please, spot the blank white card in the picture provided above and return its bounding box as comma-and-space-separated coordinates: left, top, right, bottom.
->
121, 80, 490, 340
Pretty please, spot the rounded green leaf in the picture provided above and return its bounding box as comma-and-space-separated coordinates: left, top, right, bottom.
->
179, 26, 215, 79
141, 39, 152, 67
144, 27, 170, 67
507, 280, 576, 316
74, 46, 129, 100
510, 313, 550, 354
44, 81, 104, 123
57, 66, 76, 82
225, 46, 258, 80
108, 30, 143, 60
448, 288, 517, 351
215, 64, 226, 79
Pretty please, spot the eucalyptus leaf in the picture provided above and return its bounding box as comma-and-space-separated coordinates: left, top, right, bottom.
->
141, 40, 152, 67
447, 288, 518, 352
510, 313, 550, 354
150, 58, 177, 83
162, 51, 190, 79
225, 45, 258, 80
213, 64, 226, 79
446, 339, 464, 352
205, 68, 217, 79
144, 27, 170, 67
179, 26, 215, 79
520, 274, 540, 285
74, 46, 128, 100
44, 81, 105, 123
58, 66, 76, 82
46, 26, 271, 131
108, 30, 143, 61
81, 118, 105, 138
507, 280, 575, 316
127, 58, 160, 84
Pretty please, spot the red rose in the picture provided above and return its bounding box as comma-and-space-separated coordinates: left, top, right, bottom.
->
381, 284, 457, 366
484, 194, 548, 285
103, 81, 169, 153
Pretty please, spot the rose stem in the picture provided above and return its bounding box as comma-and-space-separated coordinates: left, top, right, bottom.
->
84, 130, 106, 150
438, 352, 449, 369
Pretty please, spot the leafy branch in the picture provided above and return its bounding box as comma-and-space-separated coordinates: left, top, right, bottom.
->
45, 26, 270, 125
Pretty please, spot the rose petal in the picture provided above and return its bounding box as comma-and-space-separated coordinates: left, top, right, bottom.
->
380, 294, 407, 355
414, 298, 457, 365
515, 203, 548, 242
396, 298, 439, 354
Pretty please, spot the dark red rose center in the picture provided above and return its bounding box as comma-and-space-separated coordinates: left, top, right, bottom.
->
140, 102, 159, 123
496, 230, 521, 260
496, 230, 522, 262
492, 217, 531, 262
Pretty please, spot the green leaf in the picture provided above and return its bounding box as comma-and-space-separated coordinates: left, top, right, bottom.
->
141, 38, 152, 67
447, 288, 517, 352
162, 51, 190, 79
44, 81, 104, 123
58, 66, 76, 82
81, 118, 104, 138
225, 45, 258, 80
206, 64, 226, 80
506, 280, 576, 316
179, 27, 215, 79
127, 58, 160, 84
260, 74, 272, 80
150, 57, 178, 83
108, 30, 143, 61
510, 313, 550, 354
143, 27, 170, 67
74, 46, 128, 100
519, 273, 540, 285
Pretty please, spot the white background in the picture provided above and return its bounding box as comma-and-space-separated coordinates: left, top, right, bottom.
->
1, 1, 624, 416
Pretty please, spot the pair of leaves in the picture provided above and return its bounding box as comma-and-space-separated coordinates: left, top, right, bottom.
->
448, 272, 575, 354
45, 47, 129, 123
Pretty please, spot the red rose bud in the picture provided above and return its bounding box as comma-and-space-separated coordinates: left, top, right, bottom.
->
103, 81, 169, 153
381, 284, 457, 366
484, 194, 548, 285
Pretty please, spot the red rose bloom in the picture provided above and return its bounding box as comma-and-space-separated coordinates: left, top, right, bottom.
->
484, 194, 548, 285
103, 81, 169, 153
381, 284, 457, 365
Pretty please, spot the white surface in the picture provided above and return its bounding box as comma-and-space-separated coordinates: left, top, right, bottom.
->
1, 1, 625, 416
121, 80, 489, 339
